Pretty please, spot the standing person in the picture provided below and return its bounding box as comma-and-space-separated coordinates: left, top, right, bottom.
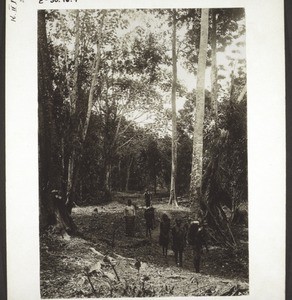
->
144, 189, 151, 207
159, 213, 171, 257
187, 221, 208, 273
144, 206, 155, 238
124, 199, 136, 237
172, 218, 186, 267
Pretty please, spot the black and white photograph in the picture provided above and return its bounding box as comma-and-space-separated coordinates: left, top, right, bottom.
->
5, 0, 286, 299
38, 8, 249, 298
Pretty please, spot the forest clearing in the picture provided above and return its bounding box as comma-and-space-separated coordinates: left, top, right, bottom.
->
40, 194, 248, 298
38, 7, 248, 298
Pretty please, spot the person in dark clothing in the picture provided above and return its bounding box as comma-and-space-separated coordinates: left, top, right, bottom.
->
183, 221, 190, 248
172, 218, 186, 267
144, 190, 151, 207
187, 221, 208, 273
159, 213, 171, 257
144, 206, 155, 238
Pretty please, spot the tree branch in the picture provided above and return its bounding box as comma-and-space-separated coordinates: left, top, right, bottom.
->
117, 136, 136, 150
236, 84, 247, 103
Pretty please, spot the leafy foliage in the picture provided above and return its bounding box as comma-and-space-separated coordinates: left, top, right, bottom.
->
39, 8, 247, 235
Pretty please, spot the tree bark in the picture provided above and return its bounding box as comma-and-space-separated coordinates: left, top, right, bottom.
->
71, 10, 80, 115
190, 8, 209, 220
237, 84, 247, 103
168, 9, 179, 207
105, 164, 111, 192
154, 175, 157, 195
67, 10, 106, 209
38, 10, 75, 232
210, 9, 218, 119
103, 160, 112, 201
66, 10, 80, 209
125, 156, 133, 192
81, 10, 106, 141
229, 60, 237, 101
117, 158, 121, 191
101, 101, 113, 201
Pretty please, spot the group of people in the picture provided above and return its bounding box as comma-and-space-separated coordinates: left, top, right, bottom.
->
159, 214, 208, 272
123, 191, 208, 273
123, 190, 155, 237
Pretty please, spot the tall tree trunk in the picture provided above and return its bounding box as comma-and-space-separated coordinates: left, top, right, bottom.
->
237, 84, 247, 103
168, 9, 178, 207
125, 156, 133, 192
66, 10, 80, 209
81, 10, 106, 141
210, 9, 218, 119
105, 168, 110, 191
103, 160, 112, 201
102, 111, 112, 201
67, 10, 106, 209
71, 10, 80, 115
66, 150, 76, 207
117, 158, 121, 191
190, 8, 209, 220
38, 10, 75, 232
229, 60, 237, 101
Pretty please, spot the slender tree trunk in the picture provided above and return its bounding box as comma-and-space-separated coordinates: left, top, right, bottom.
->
66, 150, 75, 204
38, 10, 75, 232
169, 9, 178, 207
101, 108, 113, 201
103, 161, 112, 200
190, 8, 209, 220
61, 138, 66, 197
67, 10, 106, 209
71, 10, 80, 115
82, 10, 106, 141
108, 164, 112, 192
66, 10, 80, 208
237, 84, 247, 103
118, 158, 121, 191
125, 156, 133, 192
80, 181, 83, 202
229, 60, 237, 101
210, 9, 218, 119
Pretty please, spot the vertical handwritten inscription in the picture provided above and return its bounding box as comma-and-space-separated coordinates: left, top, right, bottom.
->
8, 0, 17, 22
8, 0, 24, 23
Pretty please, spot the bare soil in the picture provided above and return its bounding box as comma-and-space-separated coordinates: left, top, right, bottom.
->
40, 196, 249, 298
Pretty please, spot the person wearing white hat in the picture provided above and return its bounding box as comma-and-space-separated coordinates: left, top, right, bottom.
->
172, 218, 186, 267
187, 221, 208, 272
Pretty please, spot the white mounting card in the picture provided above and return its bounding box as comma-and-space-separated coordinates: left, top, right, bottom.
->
6, 0, 285, 299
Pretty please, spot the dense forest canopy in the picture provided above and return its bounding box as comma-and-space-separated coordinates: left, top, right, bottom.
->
38, 8, 247, 236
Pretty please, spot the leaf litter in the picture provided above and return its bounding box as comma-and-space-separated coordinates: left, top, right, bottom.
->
40, 198, 248, 298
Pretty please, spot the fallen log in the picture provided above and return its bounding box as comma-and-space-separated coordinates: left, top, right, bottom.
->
112, 253, 136, 261
166, 275, 188, 280
89, 247, 104, 257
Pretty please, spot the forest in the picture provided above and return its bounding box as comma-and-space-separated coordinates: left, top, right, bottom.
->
39, 8, 248, 298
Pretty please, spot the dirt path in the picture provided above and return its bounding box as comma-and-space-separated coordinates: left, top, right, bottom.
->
40, 197, 249, 298
73, 199, 248, 280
